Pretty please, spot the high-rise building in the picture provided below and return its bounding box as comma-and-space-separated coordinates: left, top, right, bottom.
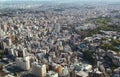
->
16, 56, 30, 70
31, 62, 46, 77
54, 23, 61, 33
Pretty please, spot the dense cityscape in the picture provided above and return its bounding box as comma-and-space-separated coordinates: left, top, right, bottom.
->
0, 0, 120, 77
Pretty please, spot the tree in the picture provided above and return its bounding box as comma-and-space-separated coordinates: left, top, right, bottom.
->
0, 50, 4, 59
83, 51, 97, 66
101, 43, 112, 50
112, 40, 120, 46
0, 64, 3, 71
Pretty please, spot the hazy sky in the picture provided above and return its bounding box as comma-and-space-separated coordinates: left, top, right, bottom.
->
1, 0, 120, 2
0, 0, 120, 3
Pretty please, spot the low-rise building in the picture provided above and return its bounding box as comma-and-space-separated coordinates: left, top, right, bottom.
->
46, 71, 58, 77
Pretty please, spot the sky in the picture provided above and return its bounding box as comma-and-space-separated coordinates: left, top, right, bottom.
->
0, 0, 120, 4
0, 0, 120, 2
0, 0, 120, 9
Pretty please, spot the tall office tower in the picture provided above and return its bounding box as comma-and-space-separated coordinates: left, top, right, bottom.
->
31, 62, 46, 77
54, 23, 61, 33
16, 56, 30, 70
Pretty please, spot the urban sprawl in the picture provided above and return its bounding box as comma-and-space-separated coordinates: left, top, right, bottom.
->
0, 2, 120, 77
